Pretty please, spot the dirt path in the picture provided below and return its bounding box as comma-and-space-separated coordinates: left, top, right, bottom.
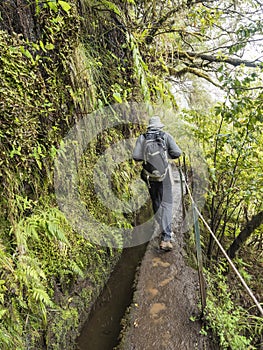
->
116, 167, 219, 350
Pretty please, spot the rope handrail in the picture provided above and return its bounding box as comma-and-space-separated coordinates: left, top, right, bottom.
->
182, 178, 263, 316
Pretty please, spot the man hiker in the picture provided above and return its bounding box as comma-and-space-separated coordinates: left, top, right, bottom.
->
133, 116, 182, 251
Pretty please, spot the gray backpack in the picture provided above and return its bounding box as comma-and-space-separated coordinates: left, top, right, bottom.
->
142, 131, 168, 182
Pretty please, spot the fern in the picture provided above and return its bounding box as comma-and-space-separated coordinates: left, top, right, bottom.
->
128, 33, 151, 101
45, 208, 70, 244
69, 260, 85, 278
32, 288, 54, 307
16, 254, 51, 303
10, 207, 70, 256
45, 213, 69, 244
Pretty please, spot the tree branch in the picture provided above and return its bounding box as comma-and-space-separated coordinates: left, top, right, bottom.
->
168, 66, 222, 88
177, 50, 262, 68
144, 0, 204, 44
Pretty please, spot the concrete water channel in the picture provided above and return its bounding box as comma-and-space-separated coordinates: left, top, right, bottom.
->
76, 167, 217, 349
76, 219, 152, 350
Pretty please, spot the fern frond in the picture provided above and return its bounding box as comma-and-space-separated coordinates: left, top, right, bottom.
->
69, 260, 84, 278
31, 288, 54, 307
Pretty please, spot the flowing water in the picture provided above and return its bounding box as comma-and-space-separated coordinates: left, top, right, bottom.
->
76, 219, 152, 350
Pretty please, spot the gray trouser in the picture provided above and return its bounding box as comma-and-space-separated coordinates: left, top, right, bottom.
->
148, 170, 173, 241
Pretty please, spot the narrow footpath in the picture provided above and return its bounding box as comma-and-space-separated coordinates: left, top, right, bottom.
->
116, 166, 219, 350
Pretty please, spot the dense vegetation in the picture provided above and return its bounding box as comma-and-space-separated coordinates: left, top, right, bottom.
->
0, 0, 262, 349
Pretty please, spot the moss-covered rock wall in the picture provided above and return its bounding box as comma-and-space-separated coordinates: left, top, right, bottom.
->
0, 1, 143, 348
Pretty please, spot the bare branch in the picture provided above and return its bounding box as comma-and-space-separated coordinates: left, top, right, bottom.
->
168, 66, 222, 88
177, 50, 262, 68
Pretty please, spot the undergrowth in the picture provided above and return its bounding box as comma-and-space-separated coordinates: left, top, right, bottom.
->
203, 263, 262, 350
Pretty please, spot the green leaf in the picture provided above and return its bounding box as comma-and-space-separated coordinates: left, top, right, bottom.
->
113, 92, 122, 103
45, 43, 55, 50
47, 1, 58, 12
58, 0, 71, 12
99, 0, 121, 16
39, 40, 46, 52
0, 309, 7, 320
32, 288, 53, 306
20, 47, 34, 62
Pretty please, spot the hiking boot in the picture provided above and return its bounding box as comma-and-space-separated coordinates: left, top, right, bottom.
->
159, 240, 173, 251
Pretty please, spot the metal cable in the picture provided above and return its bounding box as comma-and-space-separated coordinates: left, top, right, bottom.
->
184, 180, 263, 317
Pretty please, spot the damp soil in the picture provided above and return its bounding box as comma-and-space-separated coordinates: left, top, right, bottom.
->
116, 168, 219, 350
76, 167, 220, 350
116, 235, 219, 350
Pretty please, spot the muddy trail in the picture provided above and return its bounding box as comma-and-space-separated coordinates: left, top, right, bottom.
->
115, 167, 219, 350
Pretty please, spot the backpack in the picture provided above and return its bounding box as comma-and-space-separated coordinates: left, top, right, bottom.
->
142, 131, 169, 182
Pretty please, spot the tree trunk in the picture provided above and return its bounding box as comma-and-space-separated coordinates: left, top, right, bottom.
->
0, 0, 40, 40
227, 211, 263, 259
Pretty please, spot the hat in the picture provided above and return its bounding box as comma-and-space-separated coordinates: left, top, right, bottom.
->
147, 116, 164, 129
